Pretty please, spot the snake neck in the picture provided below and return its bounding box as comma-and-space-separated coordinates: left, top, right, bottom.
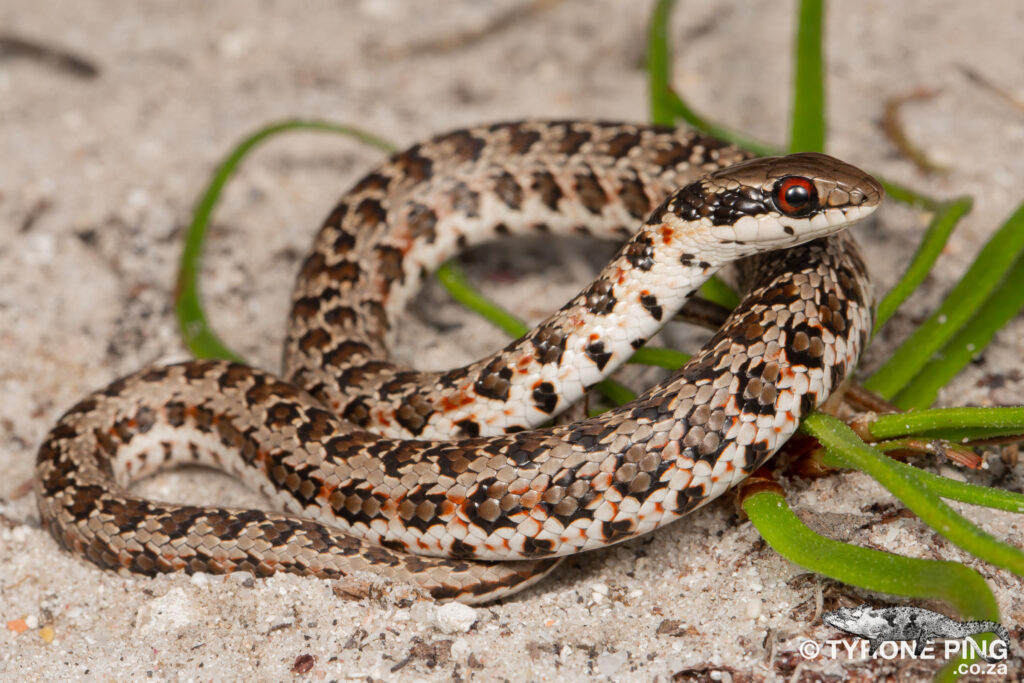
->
282, 122, 754, 439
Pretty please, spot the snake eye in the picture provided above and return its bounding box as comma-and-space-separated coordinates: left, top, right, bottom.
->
773, 176, 818, 217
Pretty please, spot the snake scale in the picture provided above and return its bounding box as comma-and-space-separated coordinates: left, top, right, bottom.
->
36, 121, 882, 603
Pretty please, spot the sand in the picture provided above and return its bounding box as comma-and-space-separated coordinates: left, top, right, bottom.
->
1, 1, 1022, 680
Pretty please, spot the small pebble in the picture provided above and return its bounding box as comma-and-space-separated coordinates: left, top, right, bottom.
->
450, 637, 471, 659
25, 615, 39, 629
229, 572, 256, 588
432, 602, 478, 633
744, 599, 762, 619
597, 651, 626, 676
39, 627, 55, 644
6, 618, 28, 634
135, 588, 195, 634
291, 653, 315, 674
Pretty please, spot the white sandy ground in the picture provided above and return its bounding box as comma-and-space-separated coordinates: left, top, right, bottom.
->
1, 1, 1024, 680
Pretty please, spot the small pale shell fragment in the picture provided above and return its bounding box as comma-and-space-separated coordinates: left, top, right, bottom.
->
433, 602, 479, 633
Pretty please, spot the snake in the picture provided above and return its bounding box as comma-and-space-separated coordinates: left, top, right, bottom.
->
35, 120, 882, 603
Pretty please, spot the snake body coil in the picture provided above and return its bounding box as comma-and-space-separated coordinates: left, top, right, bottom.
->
36, 121, 882, 602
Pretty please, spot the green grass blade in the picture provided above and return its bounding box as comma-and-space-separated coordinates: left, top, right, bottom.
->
801, 412, 1024, 577
666, 92, 781, 158
743, 489, 998, 619
646, 0, 676, 126
904, 466, 1024, 515
864, 200, 1024, 401
823, 450, 1024, 514
699, 276, 741, 310
914, 427, 1024, 444
595, 380, 635, 406
893, 251, 1024, 409
907, 468, 1024, 514
629, 347, 690, 369
747, 487, 999, 680
874, 197, 973, 331
789, 0, 826, 153
876, 175, 946, 209
436, 261, 529, 338
176, 120, 396, 361
866, 406, 1024, 440
647, 1, 779, 155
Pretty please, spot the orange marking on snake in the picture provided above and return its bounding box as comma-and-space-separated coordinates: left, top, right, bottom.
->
440, 390, 475, 412
509, 482, 530, 496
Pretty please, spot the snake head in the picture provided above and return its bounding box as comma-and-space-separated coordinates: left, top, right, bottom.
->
663, 152, 884, 254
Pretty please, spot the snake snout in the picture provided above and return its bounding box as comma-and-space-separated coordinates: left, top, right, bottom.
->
695, 152, 883, 251
760, 153, 883, 245
799, 154, 884, 213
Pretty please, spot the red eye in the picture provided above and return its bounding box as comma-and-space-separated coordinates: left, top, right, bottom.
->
773, 176, 818, 217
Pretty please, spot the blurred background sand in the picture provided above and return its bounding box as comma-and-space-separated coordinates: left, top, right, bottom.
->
1, 2, 1022, 679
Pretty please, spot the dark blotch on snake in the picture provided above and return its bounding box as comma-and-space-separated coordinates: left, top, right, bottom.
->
624, 233, 656, 271
327, 260, 360, 284
585, 340, 612, 371
299, 329, 332, 352
507, 126, 541, 155
531, 170, 563, 211
582, 279, 617, 316
522, 537, 557, 557
574, 168, 608, 215
332, 226, 356, 254
374, 245, 406, 287
450, 181, 481, 218
530, 326, 567, 365
531, 381, 558, 415
406, 203, 439, 242
557, 126, 592, 155
474, 360, 513, 401
493, 170, 524, 210
605, 130, 641, 158
709, 186, 769, 226
323, 340, 373, 367
619, 171, 651, 219
323, 305, 357, 328
454, 418, 480, 438
354, 198, 387, 228
350, 172, 391, 195
445, 129, 487, 162
392, 143, 433, 182
640, 293, 663, 321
